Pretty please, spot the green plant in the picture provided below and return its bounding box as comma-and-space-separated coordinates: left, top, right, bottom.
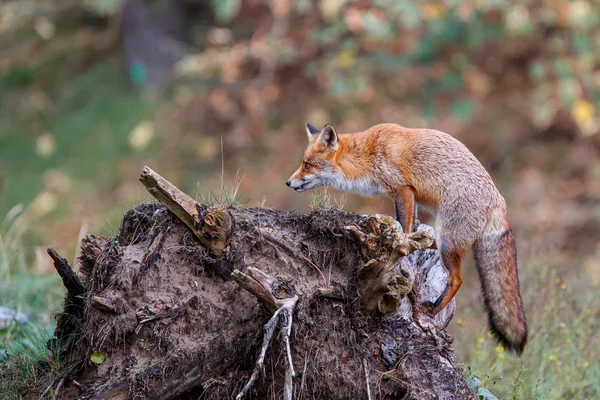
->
0, 324, 60, 399
0, 206, 64, 398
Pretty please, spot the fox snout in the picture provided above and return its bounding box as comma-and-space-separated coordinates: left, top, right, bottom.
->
286, 176, 311, 192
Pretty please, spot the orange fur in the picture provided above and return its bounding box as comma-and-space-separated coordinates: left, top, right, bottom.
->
287, 123, 528, 354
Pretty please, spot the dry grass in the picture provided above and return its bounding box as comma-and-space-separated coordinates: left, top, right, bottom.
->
450, 240, 600, 399
0, 207, 64, 399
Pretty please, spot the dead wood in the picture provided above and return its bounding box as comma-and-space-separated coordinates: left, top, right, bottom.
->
344, 215, 434, 313
43, 167, 475, 400
232, 267, 298, 400
139, 166, 231, 257
47, 247, 86, 359
47, 246, 85, 298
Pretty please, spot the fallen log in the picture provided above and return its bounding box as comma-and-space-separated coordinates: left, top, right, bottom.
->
47, 166, 474, 399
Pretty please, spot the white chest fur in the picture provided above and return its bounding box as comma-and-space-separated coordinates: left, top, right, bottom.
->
329, 175, 386, 197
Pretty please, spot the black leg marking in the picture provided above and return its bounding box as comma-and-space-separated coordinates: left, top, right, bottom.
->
394, 200, 406, 226
412, 203, 420, 232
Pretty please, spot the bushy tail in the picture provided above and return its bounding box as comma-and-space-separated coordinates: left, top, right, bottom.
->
473, 228, 527, 354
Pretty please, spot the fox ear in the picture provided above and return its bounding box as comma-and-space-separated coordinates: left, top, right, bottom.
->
305, 122, 320, 141
319, 124, 338, 150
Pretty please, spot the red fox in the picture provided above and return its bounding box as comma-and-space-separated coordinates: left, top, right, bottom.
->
286, 122, 527, 354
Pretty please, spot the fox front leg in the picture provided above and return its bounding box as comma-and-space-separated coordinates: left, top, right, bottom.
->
393, 186, 415, 234
394, 188, 438, 250
412, 201, 420, 231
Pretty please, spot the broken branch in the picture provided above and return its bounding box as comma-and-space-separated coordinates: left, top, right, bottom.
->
139, 166, 232, 256
231, 267, 298, 313
47, 246, 85, 297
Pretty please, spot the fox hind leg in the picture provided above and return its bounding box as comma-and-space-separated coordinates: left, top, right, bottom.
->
424, 244, 464, 315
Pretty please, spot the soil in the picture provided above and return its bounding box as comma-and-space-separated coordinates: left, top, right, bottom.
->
48, 202, 475, 399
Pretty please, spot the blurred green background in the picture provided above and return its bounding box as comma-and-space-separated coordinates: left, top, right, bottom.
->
1, 0, 599, 398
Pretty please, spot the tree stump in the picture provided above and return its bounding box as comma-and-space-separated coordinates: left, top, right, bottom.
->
47, 167, 475, 399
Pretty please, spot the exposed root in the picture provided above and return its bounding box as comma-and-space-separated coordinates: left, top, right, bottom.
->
47, 246, 85, 297
232, 267, 298, 400
236, 307, 283, 400
46, 247, 86, 358
363, 358, 372, 400
139, 166, 232, 256
344, 214, 434, 313
281, 307, 295, 400
231, 267, 298, 313
39, 361, 82, 400
314, 286, 345, 301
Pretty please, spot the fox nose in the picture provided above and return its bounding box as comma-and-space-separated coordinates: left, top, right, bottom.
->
285, 180, 291, 187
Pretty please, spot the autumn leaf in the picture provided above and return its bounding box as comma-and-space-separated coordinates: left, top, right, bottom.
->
90, 351, 105, 365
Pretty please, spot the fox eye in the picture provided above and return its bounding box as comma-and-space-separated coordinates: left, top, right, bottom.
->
304, 162, 311, 170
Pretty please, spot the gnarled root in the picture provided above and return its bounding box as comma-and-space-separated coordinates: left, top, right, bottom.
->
231, 267, 298, 400
345, 214, 434, 313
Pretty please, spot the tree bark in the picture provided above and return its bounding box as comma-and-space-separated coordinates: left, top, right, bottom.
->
49, 167, 475, 400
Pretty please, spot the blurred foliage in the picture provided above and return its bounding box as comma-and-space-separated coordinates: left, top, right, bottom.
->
175, 0, 600, 134
0, 0, 599, 398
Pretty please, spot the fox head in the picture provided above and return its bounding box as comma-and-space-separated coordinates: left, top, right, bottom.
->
286, 123, 340, 192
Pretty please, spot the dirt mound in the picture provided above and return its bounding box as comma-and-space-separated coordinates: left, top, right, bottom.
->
47, 202, 474, 399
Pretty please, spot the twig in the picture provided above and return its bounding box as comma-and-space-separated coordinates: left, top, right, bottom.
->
281, 307, 295, 400
281, 308, 294, 377
39, 382, 52, 400
236, 308, 283, 400
52, 376, 65, 400
283, 360, 293, 400
39, 361, 82, 400
363, 358, 372, 400
72, 219, 89, 270
299, 355, 309, 400
314, 287, 345, 301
